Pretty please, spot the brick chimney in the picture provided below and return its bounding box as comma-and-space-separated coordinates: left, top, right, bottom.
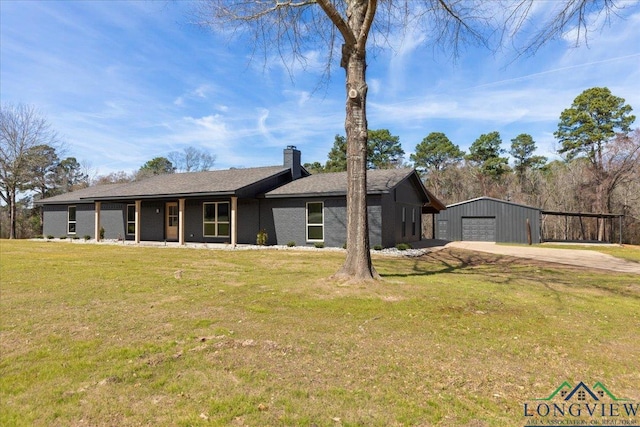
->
283, 145, 302, 180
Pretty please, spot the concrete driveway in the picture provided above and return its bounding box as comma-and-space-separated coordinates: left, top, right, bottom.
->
445, 241, 640, 274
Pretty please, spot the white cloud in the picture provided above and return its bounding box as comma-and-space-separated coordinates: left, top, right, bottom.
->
2, 0, 638, 175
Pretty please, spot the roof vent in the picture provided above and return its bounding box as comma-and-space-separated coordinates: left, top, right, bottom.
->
286, 145, 297, 150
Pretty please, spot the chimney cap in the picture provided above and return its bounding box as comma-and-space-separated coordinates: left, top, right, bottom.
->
286, 145, 297, 150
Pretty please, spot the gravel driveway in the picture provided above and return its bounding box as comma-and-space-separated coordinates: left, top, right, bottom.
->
444, 241, 640, 274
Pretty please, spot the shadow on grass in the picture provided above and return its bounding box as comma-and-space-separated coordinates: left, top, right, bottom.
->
381, 248, 640, 301
380, 248, 522, 279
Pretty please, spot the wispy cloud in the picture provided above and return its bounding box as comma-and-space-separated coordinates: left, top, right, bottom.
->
1, 0, 638, 174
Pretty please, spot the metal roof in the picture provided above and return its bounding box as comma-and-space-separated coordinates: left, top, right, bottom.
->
445, 196, 540, 211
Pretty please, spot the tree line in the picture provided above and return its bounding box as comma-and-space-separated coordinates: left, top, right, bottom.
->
303, 87, 639, 243
0, 103, 216, 238
2, 86, 638, 242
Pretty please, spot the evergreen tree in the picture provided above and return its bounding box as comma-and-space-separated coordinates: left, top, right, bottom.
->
411, 132, 464, 173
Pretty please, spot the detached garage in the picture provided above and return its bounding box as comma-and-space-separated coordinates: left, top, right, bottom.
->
435, 197, 541, 244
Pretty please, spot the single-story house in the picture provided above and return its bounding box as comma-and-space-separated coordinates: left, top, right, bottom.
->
435, 196, 541, 244
38, 147, 445, 248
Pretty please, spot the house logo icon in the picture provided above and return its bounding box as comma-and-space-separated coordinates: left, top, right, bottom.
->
534, 381, 629, 402
522, 381, 639, 426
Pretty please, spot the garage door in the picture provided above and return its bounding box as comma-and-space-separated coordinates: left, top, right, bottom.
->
462, 217, 496, 241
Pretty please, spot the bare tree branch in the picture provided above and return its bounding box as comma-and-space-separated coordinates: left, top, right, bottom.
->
316, 0, 356, 46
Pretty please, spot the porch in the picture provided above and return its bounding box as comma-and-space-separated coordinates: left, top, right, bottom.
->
93, 197, 239, 246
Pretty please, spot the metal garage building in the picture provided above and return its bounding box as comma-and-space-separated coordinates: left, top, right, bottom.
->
435, 197, 541, 243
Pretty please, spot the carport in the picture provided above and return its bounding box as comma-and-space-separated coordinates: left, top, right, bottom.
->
540, 210, 624, 244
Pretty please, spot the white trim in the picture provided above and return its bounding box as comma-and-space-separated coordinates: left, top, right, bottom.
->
94, 202, 101, 241
231, 197, 238, 246
126, 204, 136, 235
67, 206, 77, 234
134, 200, 141, 244
306, 201, 324, 242
178, 198, 185, 245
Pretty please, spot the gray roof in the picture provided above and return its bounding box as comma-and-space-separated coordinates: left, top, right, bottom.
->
36, 165, 446, 212
446, 196, 540, 211
37, 166, 289, 204
265, 168, 417, 198
36, 183, 129, 204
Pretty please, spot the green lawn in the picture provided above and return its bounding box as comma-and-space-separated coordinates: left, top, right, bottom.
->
1, 240, 639, 426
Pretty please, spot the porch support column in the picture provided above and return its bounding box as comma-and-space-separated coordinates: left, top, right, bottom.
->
178, 198, 185, 246
231, 196, 238, 247
94, 201, 101, 242
135, 200, 141, 244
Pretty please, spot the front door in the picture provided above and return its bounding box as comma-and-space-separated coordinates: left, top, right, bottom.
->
166, 202, 178, 240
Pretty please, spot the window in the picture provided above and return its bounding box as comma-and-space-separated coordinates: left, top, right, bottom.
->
401, 207, 406, 237
68, 206, 77, 234
412, 208, 417, 236
203, 202, 230, 237
306, 202, 324, 242
126, 205, 136, 235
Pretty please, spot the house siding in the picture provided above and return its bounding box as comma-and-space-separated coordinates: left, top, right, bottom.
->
236, 171, 291, 199
184, 200, 202, 243
140, 201, 165, 241
383, 178, 424, 246
38, 166, 441, 247
237, 199, 261, 244
260, 197, 384, 248
42, 203, 126, 239
436, 198, 541, 243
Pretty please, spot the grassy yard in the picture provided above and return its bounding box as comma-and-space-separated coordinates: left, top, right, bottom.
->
1, 240, 639, 426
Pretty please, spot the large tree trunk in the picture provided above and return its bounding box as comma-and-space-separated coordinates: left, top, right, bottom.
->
333, 0, 379, 282
9, 191, 17, 239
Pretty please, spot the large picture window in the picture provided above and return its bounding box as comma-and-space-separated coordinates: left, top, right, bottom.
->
306, 202, 324, 242
126, 205, 136, 235
68, 206, 76, 234
203, 202, 230, 237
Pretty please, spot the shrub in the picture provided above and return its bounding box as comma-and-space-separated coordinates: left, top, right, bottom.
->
342, 242, 347, 249
99, 227, 105, 240
59, 236, 68, 240
373, 245, 383, 251
314, 242, 325, 249
46, 235, 54, 240
395, 243, 412, 251
256, 229, 268, 246
287, 241, 296, 247
35, 235, 44, 239
83, 235, 91, 241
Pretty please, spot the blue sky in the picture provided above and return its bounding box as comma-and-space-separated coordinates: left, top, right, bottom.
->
1, 1, 639, 177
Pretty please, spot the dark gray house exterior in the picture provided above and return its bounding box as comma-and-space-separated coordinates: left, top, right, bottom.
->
263, 168, 442, 248
38, 147, 445, 248
435, 197, 541, 244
